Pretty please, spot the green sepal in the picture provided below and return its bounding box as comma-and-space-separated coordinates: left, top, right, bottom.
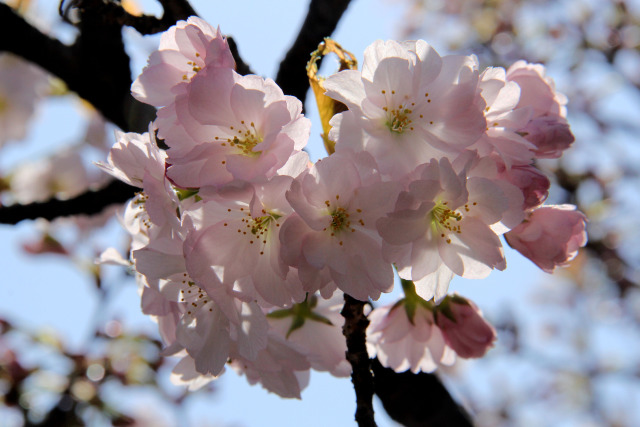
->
266, 309, 292, 319
176, 188, 199, 201
307, 312, 333, 327
434, 296, 457, 323
399, 278, 436, 324
266, 294, 334, 339
286, 316, 306, 339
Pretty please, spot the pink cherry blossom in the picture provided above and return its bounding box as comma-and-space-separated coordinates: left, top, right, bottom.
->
505, 204, 587, 273
96, 129, 167, 188
280, 152, 399, 301
103, 149, 270, 377
507, 61, 567, 118
160, 67, 310, 188
97, 128, 177, 251
434, 295, 496, 358
135, 243, 270, 376
183, 178, 305, 308
506, 60, 574, 159
132, 17, 235, 107
367, 301, 455, 373
470, 67, 536, 167
377, 156, 521, 302
324, 40, 485, 179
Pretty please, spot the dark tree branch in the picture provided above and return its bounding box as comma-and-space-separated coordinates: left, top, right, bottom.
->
275, 0, 352, 104
0, 4, 74, 86
72, 0, 147, 131
0, 181, 137, 225
157, 0, 197, 21
341, 295, 376, 427
94, 7, 178, 35
0, 0, 204, 225
372, 358, 474, 427
0, 3, 149, 223
110, 0, 197, 35
0, 2, 156, 132
89, 2, 253, 74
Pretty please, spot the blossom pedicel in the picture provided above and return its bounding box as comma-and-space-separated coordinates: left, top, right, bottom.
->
99, 18, 587, 396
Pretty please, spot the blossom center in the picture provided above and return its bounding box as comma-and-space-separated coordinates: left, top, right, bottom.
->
216, 121, 263, 157
231, 133, 261, 156
224, 207, 281, 255
430, 202, 462, 235
385, 105, 413, 134
330, 207, 350, 232
251, 214, 277, 236
182, 52, 202, 81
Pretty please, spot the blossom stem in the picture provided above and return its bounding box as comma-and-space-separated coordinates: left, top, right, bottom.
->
341, 294, 377, 427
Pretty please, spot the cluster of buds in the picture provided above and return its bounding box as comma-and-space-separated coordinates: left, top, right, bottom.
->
98, 17, 587, 397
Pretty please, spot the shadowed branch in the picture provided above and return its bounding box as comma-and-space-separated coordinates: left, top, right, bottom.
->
276, 0, 352, 104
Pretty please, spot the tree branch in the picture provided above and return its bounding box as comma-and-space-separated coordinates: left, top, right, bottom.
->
341, 295, 376, 427
0, 2, 157, 132
115, 0, 198, 35
0, 180, 137, 225
372, 358, 474, 427
156, 0, 197, 21
275, 0, 352, 104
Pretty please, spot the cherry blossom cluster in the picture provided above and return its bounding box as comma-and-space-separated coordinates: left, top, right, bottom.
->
98, 17, 587, 396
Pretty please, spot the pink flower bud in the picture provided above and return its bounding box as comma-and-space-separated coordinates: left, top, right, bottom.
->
435, 297, 496, 359
520, 115, 574, 159
22, 235, 68, 256
505, 205, 587, 273
498, 163, 550, 210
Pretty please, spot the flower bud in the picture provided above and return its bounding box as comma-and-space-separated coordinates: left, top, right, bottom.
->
434, 296, 496, 359
505, 204, 587, 273
520, 115, 574, 159
497, 163, 550, 210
